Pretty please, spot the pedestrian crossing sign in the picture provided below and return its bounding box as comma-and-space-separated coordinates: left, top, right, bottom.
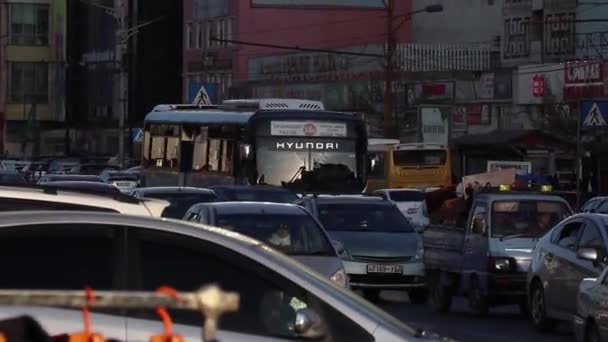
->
580, 101, 608, 130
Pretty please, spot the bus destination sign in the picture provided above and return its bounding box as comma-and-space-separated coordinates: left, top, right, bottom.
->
271, 121, 347, 137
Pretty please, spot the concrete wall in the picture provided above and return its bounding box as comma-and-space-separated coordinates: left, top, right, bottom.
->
411, 0, 503, 44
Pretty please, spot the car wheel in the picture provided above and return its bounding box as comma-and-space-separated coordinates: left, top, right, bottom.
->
408, 288, 428, 304
586, 321, 601, 342
468, 277, 489, 316
362, 289, 381, 303
429, 272, 452, 313
530, 280, 556, 331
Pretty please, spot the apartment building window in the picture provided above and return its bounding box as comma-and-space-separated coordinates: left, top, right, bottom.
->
205, 17, 232, 48
9, 4, 49, 46
8, 63, 49, 104
186, 22, 195, 49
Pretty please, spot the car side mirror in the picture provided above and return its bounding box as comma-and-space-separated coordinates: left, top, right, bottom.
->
294, 308, 327, 339
331, 240, 346, 255
471, 215, 487, 235
240, 144, 252, 160
577, 247, 599, 263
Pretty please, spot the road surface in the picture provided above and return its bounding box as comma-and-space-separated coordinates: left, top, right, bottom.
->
376, 291, 572, 342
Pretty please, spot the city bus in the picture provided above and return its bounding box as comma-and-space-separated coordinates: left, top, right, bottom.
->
236, 100, 369, 194
366, 138, 400, 192
366, 142, 452, 191
141, 99, 369, 194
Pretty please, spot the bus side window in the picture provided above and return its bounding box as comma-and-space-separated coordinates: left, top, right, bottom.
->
192, 125, 236, 174
150, 124, 179, 169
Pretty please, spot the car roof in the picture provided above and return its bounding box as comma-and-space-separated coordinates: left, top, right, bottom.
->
193, 202, 307, 215
0, 185, 169, 216
375, 188, 424, 193
45, 181, 119, 191
41, 174, 102, 181
137, 187, 216, 195
307, 195, 390, 205
475, 192, 571, 203
209, 185, 292, 192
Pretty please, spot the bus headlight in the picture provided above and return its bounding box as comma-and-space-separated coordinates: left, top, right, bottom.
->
331, 269, 348, 287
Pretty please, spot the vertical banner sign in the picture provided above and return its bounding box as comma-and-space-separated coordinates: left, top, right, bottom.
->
419, 107, 449, 144
532, 74, 545, 97
479, 73, 495, 99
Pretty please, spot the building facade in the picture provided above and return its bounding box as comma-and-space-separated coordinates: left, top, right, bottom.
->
1, 0, 67, 157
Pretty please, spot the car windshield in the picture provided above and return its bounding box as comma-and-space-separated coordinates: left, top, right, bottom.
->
318, 203, 414, 233
388, 190, 425, 202
491, 200, 572, 238
393, 149, 447, 166
215, 213, 334, 256
219, 189, 298, 203
151, 193, 217, 219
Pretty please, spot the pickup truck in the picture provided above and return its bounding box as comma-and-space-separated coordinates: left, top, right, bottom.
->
422, 189, 573, 316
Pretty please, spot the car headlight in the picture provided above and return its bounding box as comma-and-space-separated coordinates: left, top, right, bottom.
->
330, 269, 348, 288
415, 237, 424, 260
488, 257, 515, 272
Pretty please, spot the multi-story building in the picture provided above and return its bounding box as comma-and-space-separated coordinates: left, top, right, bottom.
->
183, 0, 234, 103
0, 0, 67, 156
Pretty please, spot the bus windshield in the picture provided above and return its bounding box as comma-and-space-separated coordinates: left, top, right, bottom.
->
255, 137, 358, 186
393, 149, 447, 166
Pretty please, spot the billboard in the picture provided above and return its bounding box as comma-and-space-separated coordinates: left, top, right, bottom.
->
251, 0, 384, 8
419, 107, 448, 144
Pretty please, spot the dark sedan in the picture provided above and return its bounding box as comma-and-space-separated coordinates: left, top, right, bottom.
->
130, 187, 217, 219
209, 185, 298, 203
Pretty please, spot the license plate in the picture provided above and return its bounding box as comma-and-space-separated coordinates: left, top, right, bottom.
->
116, 182, 134, 187
366, 264, 402, 274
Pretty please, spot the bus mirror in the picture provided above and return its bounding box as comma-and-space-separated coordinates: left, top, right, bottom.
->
240, 144, 252, 160
369, 156, 378, 172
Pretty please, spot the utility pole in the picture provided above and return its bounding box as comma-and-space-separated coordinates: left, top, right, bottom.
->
116, 0, 127, 169
382, 3, 443, 139
384, 0, 395, 139
80, 0, 161, 168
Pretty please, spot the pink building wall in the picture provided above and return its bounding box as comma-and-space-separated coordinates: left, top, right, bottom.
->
234, 0, 413, 81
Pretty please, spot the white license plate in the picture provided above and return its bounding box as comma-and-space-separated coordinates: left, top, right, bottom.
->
116, 182, 134, 187
366, 264, 403, 274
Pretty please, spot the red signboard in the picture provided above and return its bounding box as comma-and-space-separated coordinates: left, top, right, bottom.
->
532, 74, 545, 97
565, 60, 603, 84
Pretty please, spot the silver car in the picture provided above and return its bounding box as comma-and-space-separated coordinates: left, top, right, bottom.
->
0, 211, 443, 341
297, 195, 426, 304
184, 201, 348, 287
528, 213, 608, 332
574, 264, 608, 342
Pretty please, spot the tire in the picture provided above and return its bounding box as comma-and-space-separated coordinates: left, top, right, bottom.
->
408, 288, 429, 304
429, 272, 452, 313
363, 289, 381, 303
468, 277, 489, 316
529, 280, 556, 332
586, 321, 601, 342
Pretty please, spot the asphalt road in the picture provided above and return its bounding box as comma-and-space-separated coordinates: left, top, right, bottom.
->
375, 291, 573, 342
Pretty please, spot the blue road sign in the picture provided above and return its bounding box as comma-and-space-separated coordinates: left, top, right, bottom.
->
132, 128, 143, 143
580, 101, 608, 130
188, 81, 218, 104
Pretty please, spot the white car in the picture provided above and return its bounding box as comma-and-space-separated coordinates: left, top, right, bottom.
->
0, 211, 447, 341
373, 189, 430, 230
0, 184, 169, 217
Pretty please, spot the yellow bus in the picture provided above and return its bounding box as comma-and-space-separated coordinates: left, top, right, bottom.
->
367, 142, 452, 192
366, 139, 399, 193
